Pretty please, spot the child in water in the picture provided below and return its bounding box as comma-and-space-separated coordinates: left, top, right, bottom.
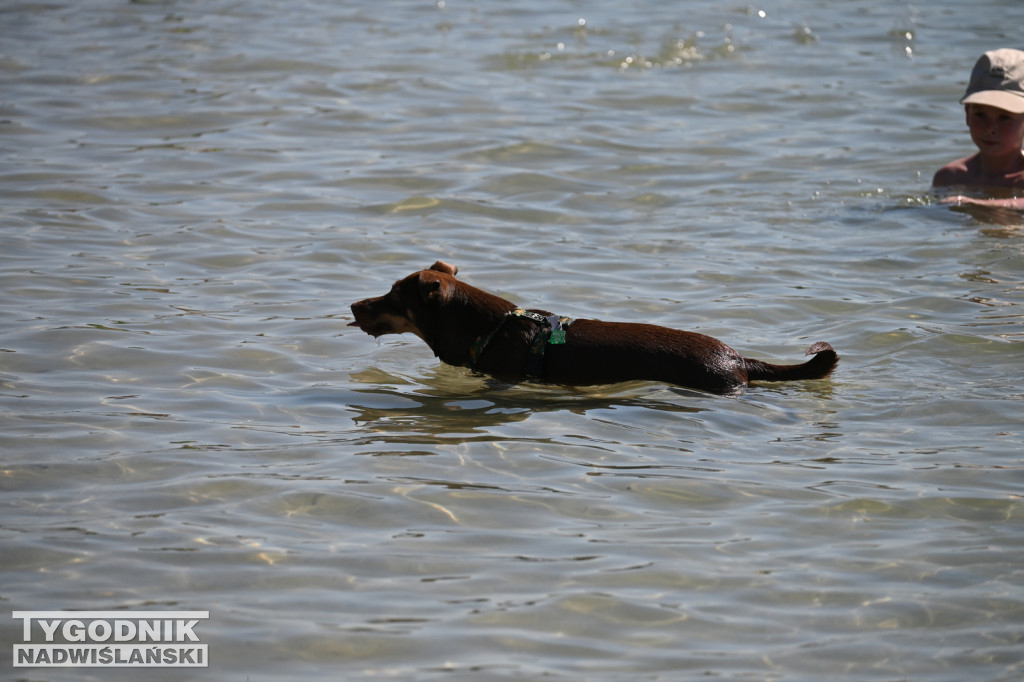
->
932, 48, 1024, 209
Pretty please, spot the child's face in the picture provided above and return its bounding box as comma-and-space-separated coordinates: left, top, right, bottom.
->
965, 103, 1024, 158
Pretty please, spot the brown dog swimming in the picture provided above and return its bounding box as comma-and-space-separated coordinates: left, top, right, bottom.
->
349, 261, 838, 394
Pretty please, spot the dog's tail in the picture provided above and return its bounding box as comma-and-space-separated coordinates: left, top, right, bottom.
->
743, 341, 838, 384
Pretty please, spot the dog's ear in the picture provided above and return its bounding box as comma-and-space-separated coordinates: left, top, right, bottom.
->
429, 261, 458, 277
417, 272, 452, 304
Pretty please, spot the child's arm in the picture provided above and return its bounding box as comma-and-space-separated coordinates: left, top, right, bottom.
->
940, 194, 1024, 209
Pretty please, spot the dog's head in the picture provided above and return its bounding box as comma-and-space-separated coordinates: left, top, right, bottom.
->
349, 261, 460, 340
350, 261, 520, 367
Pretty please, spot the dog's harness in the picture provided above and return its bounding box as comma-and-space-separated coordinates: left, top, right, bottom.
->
467, 307, 574, 378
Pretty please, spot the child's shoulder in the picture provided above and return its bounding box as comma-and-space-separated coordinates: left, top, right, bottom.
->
932, 154, 978, 187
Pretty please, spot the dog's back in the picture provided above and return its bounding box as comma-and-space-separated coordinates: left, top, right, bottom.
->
541, 320, 749, 393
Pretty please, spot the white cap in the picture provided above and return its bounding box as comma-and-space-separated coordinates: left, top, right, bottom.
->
960, 48, 1024, 114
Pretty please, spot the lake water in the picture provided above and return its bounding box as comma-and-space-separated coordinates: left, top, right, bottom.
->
1, 0, 1022, 680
